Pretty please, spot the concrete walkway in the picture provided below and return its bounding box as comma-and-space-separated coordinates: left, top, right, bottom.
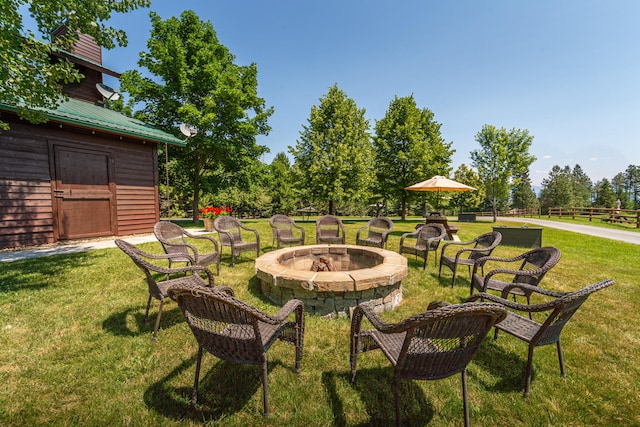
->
1, 217, 639, 263
481, 216, 640, 245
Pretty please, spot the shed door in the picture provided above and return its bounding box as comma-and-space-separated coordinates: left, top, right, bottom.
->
52, 145, 116, 240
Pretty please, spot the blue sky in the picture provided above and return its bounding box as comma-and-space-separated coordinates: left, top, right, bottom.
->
29, 1, 640, 185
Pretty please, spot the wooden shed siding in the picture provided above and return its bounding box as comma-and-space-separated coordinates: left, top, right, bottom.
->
0, 115, 161, 248
63, 67, 103, 103
73, 33, 102, 64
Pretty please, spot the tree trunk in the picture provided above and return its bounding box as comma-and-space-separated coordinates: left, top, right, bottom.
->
192, 171, 200, 223
329, 200, 335, 215
400, 194, 407, 221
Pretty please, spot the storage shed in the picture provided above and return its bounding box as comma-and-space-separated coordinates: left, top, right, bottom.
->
0, 30, 184, 249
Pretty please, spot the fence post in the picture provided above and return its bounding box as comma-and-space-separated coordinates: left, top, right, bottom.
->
637, 210, 640, 229
572, 207, 576, 220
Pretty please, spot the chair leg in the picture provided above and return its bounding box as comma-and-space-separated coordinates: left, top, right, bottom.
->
557, 340, 566, 378
151, 299, 164, 343
262, 361, 269, 417
392, 376, 401, 427
423, 251, 428, 270
524, 345, 535, 397
450, 265, 458, 288
462, 369, 470, 427
191, 346, 204, 409
144, 294, 153, 323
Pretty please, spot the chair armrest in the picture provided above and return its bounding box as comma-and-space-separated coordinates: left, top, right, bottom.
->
213, 285, 235, 296
356, 225, 367, 241
500, 283, 567, 299
271, 298, 305, 324
440, 239, 475, 257
182, 231, 220, 252
467, 292, 565, 313
427, 300, 452, 310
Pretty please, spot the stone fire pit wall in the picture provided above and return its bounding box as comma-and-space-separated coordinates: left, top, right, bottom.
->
255, 245, 408, 318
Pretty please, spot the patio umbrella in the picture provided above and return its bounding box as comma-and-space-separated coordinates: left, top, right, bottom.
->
405, 175, 476, 210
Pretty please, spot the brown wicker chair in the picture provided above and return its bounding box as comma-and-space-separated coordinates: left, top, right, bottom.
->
351, 300, 506, 427
315, 214, 346, 244
154, 221, 220, 275
269, 214, 305, 249
115, 239, 222, 343
467, 279, 614, 397
439, 231, 502, 288
399, 223, 447, 269
167, 282, 304, 416
356, 217, 394, 249
213, 216, 260, 266
470, 246, 561, 306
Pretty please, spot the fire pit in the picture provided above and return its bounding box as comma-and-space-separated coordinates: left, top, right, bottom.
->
255, 245, 408, 318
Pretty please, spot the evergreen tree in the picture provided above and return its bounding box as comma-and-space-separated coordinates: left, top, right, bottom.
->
290, 84, 373, 215
539, 165, 573, 208
511, 170, 540, 210
593, 179, 616, 208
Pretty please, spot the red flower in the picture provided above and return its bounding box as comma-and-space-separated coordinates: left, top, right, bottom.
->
199, 205, 232, 220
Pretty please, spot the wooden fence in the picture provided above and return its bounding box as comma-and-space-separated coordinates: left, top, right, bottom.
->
547, 207, 640, 228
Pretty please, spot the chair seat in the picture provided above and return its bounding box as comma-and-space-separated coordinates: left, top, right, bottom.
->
358, 237, 384, 247
472, 274, 527, 296
197, 252, 220, 267
442, 256, 475, 268
157, 274, 210, 298
495, 311, 540, 342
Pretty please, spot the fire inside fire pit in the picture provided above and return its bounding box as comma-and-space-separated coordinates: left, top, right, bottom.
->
255, 245, 408, 318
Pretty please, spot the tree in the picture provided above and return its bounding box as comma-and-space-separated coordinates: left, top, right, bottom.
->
451, 164, 485, 212
373, 95, 453, 220
290, 84, 373, 215
1, 0, 149, 129
511, 170, 539, 211
120, 11, 273, 221
593, 179, 616, 208
268, 152, 297, 214
539, 165, 573, 209
470, 125, 536, 221
611, 172, 630, 208
571, 164, 592, 206
625, 165, 640, 209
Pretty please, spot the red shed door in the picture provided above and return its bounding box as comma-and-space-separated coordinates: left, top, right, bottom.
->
52, 145, 116, 240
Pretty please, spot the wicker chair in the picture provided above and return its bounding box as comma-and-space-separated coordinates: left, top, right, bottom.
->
467, 279, 614, 397
153, 221, 220, 275
115, 239, 221, 343
399, 223, 447, 269
470, 246, 562, 306
439, 231, 502, 288
167, 282, 304, 416
213, 216, 260, 267
315, 215, 346, 244
351, 301, 507, 427
269, 214, 305, 249
356, 217, 394, 249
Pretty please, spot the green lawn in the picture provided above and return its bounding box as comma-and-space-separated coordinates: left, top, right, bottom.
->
1, 218, 638, 426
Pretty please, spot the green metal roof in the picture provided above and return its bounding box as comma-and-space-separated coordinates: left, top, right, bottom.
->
1, 98, 186, 147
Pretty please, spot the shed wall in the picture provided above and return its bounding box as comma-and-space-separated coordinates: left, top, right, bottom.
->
0, 115, 160, 249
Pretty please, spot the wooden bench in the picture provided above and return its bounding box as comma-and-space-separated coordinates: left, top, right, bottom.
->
423, 216, 458, 240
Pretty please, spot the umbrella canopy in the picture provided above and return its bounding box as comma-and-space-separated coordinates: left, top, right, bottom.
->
405, 175, 476, 209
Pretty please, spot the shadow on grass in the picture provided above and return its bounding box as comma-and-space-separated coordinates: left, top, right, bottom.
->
470, 340, 527, 393
322, 369, 433, 427
0, 251, 95, 293
102, 304, 183, 338
145, 355, 278, 421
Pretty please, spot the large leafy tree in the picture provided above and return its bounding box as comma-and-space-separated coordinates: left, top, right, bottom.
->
373, 95, 453, 220
625, 165, 640, 209
451, 164, 485, 212
120, 10, 272, 221
470, 125, 536, 221
290, 84, 373, 215
0, 0, 149, 128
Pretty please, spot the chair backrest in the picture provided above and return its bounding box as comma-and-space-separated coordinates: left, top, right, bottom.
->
214, 216, 243, 244
513, 246, 561, 285
469, 231, 502, 261
417, 223, 447, 246
115, 239, 164, 300
363, 217, 393, 240
316, 215, 345, 240
154, 221, 189, 257
168, 284, 269, 364
270, 214, 295, 239
395, 302, 507, 380
535, 279, 614, 346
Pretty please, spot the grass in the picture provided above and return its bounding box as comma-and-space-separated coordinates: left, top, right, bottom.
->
1, 218, 639, 426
